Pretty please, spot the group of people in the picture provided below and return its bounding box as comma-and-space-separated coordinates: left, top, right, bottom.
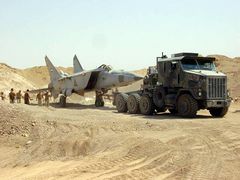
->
7, 88, 30, 104
0, 88, 51, 106
36, 91, 51, 106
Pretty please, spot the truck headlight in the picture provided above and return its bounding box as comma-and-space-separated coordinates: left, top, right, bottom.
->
227, 90, 230, 97
198, 89, 202, 97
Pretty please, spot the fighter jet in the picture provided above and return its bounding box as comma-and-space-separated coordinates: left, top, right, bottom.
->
43, 55, 143, 107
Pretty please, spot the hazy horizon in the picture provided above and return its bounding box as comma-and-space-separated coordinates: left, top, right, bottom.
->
0, 0, 239, 71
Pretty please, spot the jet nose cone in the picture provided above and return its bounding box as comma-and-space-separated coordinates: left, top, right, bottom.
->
133, 75, 143, 81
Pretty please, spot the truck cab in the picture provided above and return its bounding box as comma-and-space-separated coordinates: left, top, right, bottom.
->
155, 53, 231, 117
115, 52, 231, 118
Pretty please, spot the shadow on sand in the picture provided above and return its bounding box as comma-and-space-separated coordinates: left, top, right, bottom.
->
49, 102, 116, 111
142, 113, 214, 120
34, 102, 215, 120
113, 111, 214, 120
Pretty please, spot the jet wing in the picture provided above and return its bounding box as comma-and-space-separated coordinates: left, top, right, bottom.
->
29, 88, 51, 93
58, 69, 102, 80
56, 69, 103, 92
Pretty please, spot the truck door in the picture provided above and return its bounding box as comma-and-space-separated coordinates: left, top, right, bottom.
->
165, 61, 180, 88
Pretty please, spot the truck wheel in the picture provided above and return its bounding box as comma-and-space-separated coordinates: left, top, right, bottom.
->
140, 95, 154, 115
209, 107, 228, 117
177, 94, 198, 118
153, 86, 165, 109
127, 94, 140, 114
116, 93, 129, 113
59, 95, 66, 107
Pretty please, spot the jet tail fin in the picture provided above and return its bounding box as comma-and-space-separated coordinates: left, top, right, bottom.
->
45, 56, 61, 83
73, 55, 84, 73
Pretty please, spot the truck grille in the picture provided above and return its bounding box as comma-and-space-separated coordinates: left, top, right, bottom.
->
207, 77, 226, 99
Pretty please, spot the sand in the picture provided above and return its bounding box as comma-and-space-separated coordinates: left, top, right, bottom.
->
0, 100, 240, 179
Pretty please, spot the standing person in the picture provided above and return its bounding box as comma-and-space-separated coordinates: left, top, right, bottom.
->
24, 89, 30, 105
44, 91, 51, 107
36, 91, 43, 106
9, 88, 16, 103
16, 90, 22, 103
0, 92, 5, 101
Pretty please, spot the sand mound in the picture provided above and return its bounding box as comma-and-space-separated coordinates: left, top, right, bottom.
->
0, 101, 34, 137
0, 64, 36, 93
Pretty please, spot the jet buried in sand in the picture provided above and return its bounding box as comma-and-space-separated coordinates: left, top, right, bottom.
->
42, 55, 143, 107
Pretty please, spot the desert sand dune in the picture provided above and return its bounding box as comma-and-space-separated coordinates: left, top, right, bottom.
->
0, 64, 36, 92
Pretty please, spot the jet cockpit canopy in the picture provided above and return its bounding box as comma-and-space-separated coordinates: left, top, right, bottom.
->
98, 64, 113, 72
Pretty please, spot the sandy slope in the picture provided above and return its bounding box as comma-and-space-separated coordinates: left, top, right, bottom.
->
211, 55, 240, 98
0, 64, 36, 92
18, 66, 73, 88
0, 100, 240, 179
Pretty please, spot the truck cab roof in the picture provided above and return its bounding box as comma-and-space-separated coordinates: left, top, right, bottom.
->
157, 53, 216, 62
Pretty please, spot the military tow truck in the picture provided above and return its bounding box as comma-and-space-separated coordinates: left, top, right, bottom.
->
115, 53, 231, 118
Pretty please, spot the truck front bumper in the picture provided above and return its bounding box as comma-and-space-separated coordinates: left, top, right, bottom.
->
205, 99, 231, 108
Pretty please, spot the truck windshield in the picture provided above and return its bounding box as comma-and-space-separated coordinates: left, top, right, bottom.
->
181, 59, 216, 71
181, 59, 198, 70
197, 60, 216, 71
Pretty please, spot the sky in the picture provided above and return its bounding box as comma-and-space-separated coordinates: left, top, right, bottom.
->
0, 0, 239, 70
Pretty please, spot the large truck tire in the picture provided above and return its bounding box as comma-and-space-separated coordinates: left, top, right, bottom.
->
153, 86, 165, 109
116, 93, 129, 113
59, 95, 66, 107
140, 95, 154, 115
209, 107, 228, 117
177, 94, 198, 118
127, 93, 140, 114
